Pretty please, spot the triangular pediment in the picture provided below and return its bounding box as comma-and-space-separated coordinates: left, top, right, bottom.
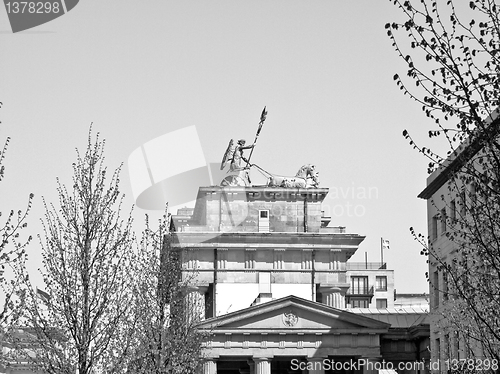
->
198, 295, 389, 333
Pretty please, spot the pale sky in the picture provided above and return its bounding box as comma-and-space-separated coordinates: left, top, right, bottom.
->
0, 1, 438, 293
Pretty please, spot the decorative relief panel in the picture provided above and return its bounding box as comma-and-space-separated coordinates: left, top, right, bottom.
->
315, 333, 322, 349
224, 333, 231, 349
217, 249, 228, 269
260, 333, 268, 349
243, 333, 250, 349
274, 249, 285, 270
245, 249, 256, 269
282, 310, 299, 327
279, 333, 286, 349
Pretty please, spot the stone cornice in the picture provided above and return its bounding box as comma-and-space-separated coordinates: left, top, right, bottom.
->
205, 328, 388, 335
173, 232, 365, 248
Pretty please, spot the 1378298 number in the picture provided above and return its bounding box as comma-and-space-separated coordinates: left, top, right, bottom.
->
5, 2, 60, 14
446, 358, 499, 371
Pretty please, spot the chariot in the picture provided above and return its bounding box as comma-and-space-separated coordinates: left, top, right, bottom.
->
219, 108, 320, 188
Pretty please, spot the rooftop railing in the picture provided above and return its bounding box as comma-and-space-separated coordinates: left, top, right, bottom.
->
346, 262, 387, 270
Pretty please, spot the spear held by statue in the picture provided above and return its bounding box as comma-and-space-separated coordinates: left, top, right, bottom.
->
219, 107, 267, 186
245, 106, 267, 168
218, 107, 318, 188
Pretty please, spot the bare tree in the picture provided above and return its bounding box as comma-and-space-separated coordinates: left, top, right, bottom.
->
127, 211, 206, 374
13, 127, 136, 374
387, 0, 500, 370
0, 101, 33, 331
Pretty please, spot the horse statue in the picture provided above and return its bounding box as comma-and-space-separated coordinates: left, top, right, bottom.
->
267, 164, 319, 188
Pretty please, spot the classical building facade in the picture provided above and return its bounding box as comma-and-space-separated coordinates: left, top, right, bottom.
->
418, 110, 500, 373
418, 149, 484, 373
1, 185, 429, 373
172, 185, 429, 374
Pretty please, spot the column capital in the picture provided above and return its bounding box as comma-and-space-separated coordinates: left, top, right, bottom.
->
187, 284, 209, 293
318, 286, 341, 294
253, 357, 271, 362
318, 286, 346, 309
319, 283, 349, 291
201, 358, 217, 374
253, 357, 271, 374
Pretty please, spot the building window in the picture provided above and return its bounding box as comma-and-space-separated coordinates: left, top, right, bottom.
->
376, 298, 388, 309
460, 190, 467, 217
258, 210, 269, 232
444, 334, 450, 363
441, 208, 447, 234
454, 331, 460, 360
351, 276, 368, 294
376, 276, 387, 291
351, 299, 369, 308
432, 215, 438, 241
450, 200, 456, 222
433, 270, 439, 308
443, 270, 448, 301
435, 338, 441, 363
471, 183, 477, 206
245, 250, 255, 269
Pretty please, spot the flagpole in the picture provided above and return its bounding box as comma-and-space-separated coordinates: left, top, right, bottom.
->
245, 106, 267, 168
380, 237, 384, 267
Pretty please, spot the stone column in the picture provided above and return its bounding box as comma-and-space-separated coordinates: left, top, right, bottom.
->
254, 358, 271, 374
186, 285, 208, 321
201, 359, 217, 374
307, 358, 325, 374
319, 286, 344, 309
